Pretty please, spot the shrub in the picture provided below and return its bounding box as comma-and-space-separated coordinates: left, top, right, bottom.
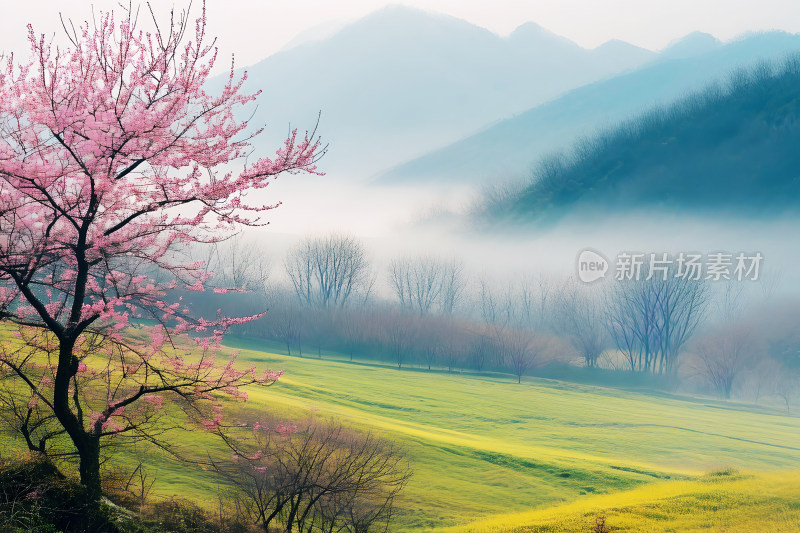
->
0, 454, 118, 532
0, 455, 247, 532
591, 513, 611, 533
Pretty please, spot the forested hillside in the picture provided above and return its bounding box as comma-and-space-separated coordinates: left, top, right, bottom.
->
482, 55, 800, 223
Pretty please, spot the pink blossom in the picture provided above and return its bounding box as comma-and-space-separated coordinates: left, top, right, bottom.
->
143, 395, 164, 409
0, 0, 315, 469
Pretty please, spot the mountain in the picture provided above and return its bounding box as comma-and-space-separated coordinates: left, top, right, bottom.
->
661, 31, 721, 59
482, 56, 800, 223
279, 20, 349, 52
377, 31, 800, 186
225, 5, 656, 177
592, 39, 659, 71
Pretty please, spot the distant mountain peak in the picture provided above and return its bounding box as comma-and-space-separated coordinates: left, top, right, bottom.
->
368, 3, 427, 16
590, 39, 657, 67
662, 31, 722, 58
594, 39, 649, 52
359, 3, 466, 25
509, 21, 553, 37
508, 21, 583, 49
338, 3, 496, 42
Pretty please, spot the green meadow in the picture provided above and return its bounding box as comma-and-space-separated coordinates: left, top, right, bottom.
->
6, 336, 800, 531
181, 338, 800, 531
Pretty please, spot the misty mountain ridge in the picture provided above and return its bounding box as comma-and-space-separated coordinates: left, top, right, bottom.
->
378, 30, 800, 186
227, 4, 657, 177
476, 55, 800, 225
661, 31, 722, 58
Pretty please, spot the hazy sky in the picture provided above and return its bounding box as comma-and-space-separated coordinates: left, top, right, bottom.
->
2, 1, 799, 71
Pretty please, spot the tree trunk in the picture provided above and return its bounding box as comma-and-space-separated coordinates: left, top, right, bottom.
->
54, 338, 103, 500
77, 435, 102, 500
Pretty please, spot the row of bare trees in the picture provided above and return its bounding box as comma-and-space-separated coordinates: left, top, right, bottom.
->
192, 233, 799, 406
248, 290, 556, 381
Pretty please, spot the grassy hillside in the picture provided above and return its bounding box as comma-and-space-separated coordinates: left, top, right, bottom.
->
5, 336, 800, 531
158, 339, 800, 530
441, 471, 800, 532
481, 54, 800, 224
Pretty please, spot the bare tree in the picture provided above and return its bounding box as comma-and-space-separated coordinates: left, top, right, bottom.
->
438, 319, 468, 373
758, 268, 783, 302
285, 234, 372, 309
654, 276, 710, 375
741, 360, 772, 405
504, 329, 545, 384
552, 280, 608, 368
476, 277, 516, 368
382, 311, 418, 370
776, 372, 797, 415
195, 235, 272, 293
416, 319, 441, 371
221, 237, 271, 291
513, 274, 553, 329
716, 279, 746, 323
388, 256, 443, 316
469, 331, 491, 373
305, 308, 335, 359
692, 282, 759, 399
213, 418, 410, 533
388, 256, 466, 316
267, 290, 305, 356
694, 323, 755, 399
606, 271, 709, 374
438, 259, 467, 315
101, 460, 157, 513
335, 308, 367, 362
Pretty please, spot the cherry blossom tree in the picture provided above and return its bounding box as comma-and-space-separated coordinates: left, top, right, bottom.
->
0, 2, 323, 499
